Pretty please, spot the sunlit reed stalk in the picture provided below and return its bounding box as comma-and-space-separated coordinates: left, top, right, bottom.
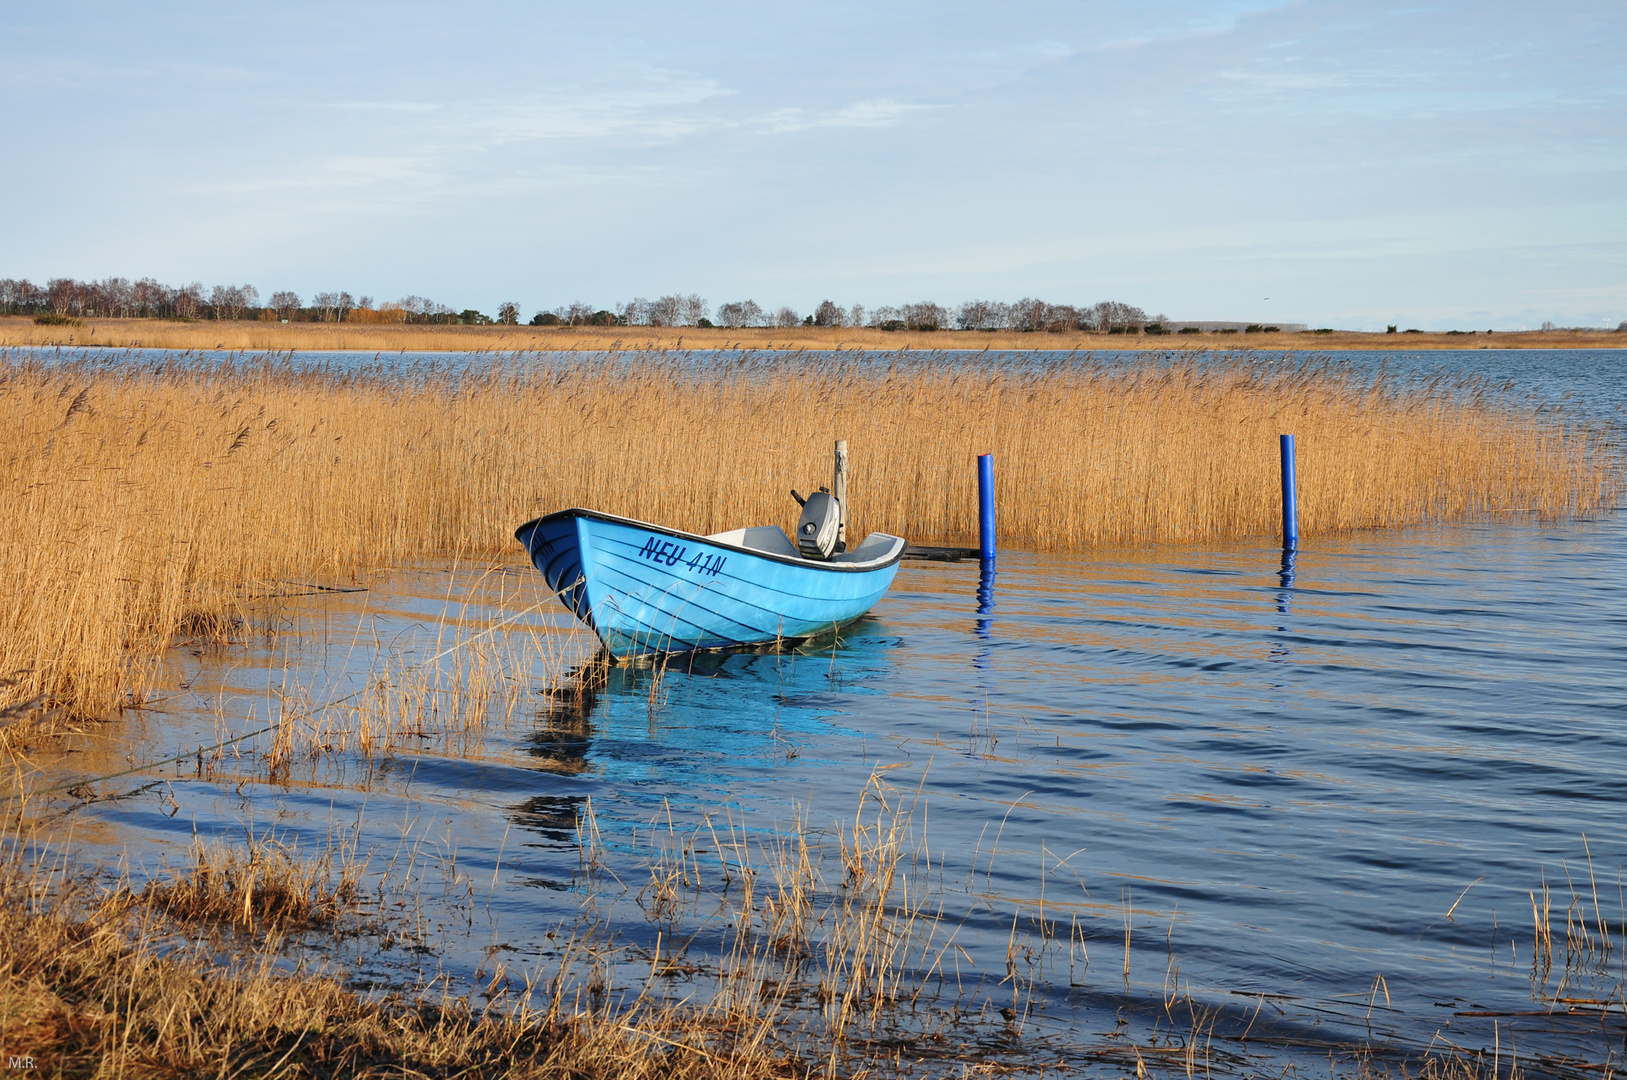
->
1, 349, 1617, 728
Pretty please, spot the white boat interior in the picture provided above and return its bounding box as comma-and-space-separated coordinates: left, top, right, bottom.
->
706, 526, 906, 568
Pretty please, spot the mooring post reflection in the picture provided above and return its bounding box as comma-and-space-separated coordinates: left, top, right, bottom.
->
1277, 547, 1297, 601
972, 561, 997, 682
1270, 547, 1297, 663
975, 561, 996, 638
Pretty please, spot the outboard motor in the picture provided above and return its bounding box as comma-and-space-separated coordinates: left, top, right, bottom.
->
791, 487, 841, 560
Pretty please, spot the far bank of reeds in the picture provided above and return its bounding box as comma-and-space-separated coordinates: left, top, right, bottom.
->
3, 315, 1625, 352
0, 349, 1619, 726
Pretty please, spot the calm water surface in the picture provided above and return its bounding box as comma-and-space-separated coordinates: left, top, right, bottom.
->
15, 343, 1627, 423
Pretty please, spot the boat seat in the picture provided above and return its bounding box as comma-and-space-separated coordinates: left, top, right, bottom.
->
707, 526, 904, 567
832, 532, 907, 565
706, 526, 801, 558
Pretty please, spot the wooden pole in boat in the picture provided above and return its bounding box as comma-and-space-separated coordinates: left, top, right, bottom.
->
833, 439, 849, 548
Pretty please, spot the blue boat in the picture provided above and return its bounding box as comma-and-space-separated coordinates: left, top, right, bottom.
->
514, 508, 906, 659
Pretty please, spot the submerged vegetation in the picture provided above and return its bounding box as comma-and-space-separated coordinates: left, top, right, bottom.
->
0, 348, 1618, 728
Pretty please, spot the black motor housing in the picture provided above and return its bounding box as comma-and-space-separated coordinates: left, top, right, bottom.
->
795, 490, 841, 559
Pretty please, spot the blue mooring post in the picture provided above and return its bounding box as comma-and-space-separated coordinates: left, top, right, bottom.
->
1279, 434, 1298, 552
977, 454, 996, 566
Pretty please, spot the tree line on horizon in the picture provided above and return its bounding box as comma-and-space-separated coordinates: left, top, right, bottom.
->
534, 296, 1166, 332
0, 276, 1174, 333
17, 273, 1616, 334
0, 277, 480, 325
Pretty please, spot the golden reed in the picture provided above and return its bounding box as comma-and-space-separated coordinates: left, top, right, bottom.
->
3, 314, 1624, 354
1, 349, 1618, 724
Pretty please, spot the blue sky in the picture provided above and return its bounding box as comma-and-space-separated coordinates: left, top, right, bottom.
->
3, 1, 1623, 329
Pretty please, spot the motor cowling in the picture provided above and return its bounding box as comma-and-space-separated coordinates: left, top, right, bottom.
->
796, 490, 841, 560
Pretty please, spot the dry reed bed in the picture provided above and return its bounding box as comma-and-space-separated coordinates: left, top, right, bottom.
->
0, 350, 1617, 726
6, 315, 1626, 353
0, 839, 808, 1079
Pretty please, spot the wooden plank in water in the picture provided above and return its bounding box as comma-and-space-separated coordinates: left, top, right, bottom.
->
903, 545, 980, 562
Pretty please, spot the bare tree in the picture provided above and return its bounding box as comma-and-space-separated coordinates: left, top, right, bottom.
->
849, 304, 865, 328
1007, 298, 1039, 332
209, 284, 256, 319
1087, 301, 1148, 332
398, 296, 456, 322
174, 283, 204, 319
337, 292, 355, 322
901, 302, 948, 330
79, 279, 106, 316
47, 278, 78, 316
314, 292, 338, 322
956, 301, 997, 330
133, 278, 166, 318
813, 300, 844, 327
649, 295, 683, 327
774, 306, 800, 328
93, 277, 134, 318
497, 301, 520, 325
0, 278, 45, 316
679, 293, 709, 326
269, 291, 301, 320
558, 302, 596, 326
716, 300, 762, 328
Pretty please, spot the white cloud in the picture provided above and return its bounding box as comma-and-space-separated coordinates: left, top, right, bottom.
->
758, 99, 931, 133
823, 99, 928, 127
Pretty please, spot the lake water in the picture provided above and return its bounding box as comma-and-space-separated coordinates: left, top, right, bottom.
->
16, 343, 1627, 423
19, 346, 1627, 1075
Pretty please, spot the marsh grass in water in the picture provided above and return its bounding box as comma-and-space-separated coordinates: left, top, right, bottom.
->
115, 823, 370, 937
0, 831, 811, 1079
4, 767, 1606, 1078
1, 349, 1617, 730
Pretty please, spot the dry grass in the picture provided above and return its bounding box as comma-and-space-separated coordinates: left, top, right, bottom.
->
118, 825, 369, 937
3, 315, 1624, 353
0, 349, 1617, 729
0, 837, 810, 1079
254, 572, 576, 772
0, 780, 1574, 1079
610, 771, 1572, 1079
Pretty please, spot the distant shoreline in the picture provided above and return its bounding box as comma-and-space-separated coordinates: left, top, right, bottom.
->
2, 316, 1623, 353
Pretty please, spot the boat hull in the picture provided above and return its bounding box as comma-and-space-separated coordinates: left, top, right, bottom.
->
515, 509, 903, 658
